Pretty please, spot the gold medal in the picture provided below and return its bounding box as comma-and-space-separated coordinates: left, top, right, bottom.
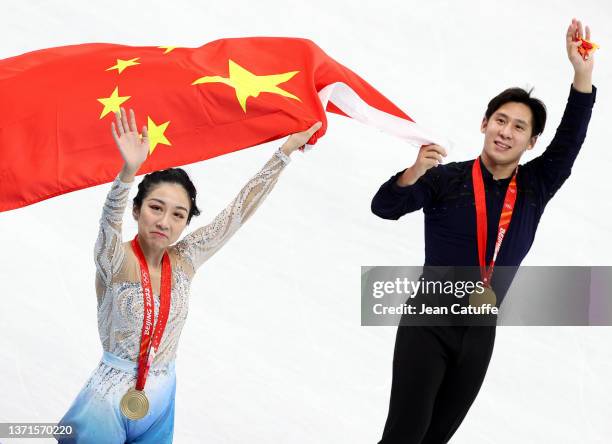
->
120, 388, 149, 420
469, 286, 497, 307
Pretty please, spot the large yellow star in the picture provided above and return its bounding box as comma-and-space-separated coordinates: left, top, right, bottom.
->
97, 86, 131, 119
159, 46, 176, 54
192, 60, 301, 113
147, 116, 171, 154
106, 57, 140, 74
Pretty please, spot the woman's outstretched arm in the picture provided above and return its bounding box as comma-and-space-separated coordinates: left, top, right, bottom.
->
175, 121, 322, 273
94, 108, 149, 285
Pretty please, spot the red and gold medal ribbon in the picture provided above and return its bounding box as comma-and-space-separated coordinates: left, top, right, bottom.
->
472, 158, 518, 287
130, 234, 172, 391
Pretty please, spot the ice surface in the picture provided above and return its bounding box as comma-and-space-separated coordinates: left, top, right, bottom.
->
1, 1, 611, 443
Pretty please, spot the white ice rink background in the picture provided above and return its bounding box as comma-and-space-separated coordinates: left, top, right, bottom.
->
1, 1, 611, 443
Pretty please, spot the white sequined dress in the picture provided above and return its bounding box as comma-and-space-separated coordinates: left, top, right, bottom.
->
58, 149, 290, 442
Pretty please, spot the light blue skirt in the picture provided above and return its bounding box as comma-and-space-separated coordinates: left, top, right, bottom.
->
57, 351, 176, 443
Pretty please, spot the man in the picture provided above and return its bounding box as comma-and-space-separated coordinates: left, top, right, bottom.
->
371, 19, 596, 444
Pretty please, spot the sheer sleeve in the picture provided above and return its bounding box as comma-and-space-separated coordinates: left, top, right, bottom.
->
94, 174, 133, 285
175, 148, 290, 274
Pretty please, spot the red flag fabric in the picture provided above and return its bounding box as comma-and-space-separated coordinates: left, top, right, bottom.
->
0, 37, 447, 212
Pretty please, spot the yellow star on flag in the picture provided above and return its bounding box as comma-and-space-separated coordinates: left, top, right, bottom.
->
192, 59, 301, 113
147, 116, 171, 154
159, 46, 177, 54
106, 57, 140, 74
97, 86, 131, 119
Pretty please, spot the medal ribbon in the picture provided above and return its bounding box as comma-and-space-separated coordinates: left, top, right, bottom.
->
131, 235, 172, 391
472, 158, 518, 287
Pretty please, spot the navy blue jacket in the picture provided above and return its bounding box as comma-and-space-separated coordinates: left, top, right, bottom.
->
371, 85, 596, 301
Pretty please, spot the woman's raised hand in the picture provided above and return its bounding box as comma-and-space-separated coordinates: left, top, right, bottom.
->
280, 121, 323, 156
111, 107, 149, 175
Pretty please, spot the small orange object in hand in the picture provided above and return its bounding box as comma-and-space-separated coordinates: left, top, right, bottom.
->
577, 38, 599, 60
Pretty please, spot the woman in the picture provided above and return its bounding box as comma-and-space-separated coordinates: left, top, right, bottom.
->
56, 107, 322, 443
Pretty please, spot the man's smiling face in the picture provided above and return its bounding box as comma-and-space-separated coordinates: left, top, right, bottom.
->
480, 102, 538, 166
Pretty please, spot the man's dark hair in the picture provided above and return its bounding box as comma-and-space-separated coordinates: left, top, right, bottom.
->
133, 168, 201, 225
485, 87, 547, 137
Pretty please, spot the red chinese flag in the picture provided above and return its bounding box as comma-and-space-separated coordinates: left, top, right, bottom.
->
0, 37, 447, 212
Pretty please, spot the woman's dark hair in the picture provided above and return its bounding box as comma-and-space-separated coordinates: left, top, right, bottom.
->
133, 168, 201, 224
485, 87, 547, 137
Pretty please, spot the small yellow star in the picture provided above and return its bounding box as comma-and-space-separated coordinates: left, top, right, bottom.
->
147, 116, 171, 154
97, 86, 131, 119
159, 46, 177, 54
106, 57, 140, 74
192, 59, 301, 113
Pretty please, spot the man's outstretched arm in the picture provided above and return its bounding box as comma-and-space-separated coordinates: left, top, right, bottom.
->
524, 18, 596, 202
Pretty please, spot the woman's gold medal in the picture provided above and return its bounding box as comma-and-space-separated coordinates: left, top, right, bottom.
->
120, 388, 149, 420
